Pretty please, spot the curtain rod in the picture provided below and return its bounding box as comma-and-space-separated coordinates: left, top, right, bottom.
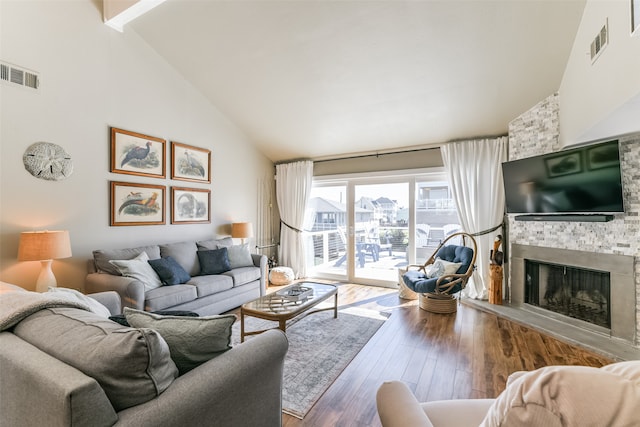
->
312, 146, 440, 164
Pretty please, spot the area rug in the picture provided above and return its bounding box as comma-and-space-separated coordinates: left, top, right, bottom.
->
231, 306, 388, 419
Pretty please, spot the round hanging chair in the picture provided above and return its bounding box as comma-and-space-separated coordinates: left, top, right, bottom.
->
401, 232, 477, 314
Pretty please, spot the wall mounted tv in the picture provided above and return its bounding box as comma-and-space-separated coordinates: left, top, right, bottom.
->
502, 139, 624, 216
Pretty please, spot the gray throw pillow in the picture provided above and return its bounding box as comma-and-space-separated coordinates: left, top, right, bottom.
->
124, 308, 236, 375
226, 244, 254, 269
148, 256, 191, 285
197, 248, 231, 275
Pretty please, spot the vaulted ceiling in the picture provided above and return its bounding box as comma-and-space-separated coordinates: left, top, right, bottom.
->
130, 0, 586, 163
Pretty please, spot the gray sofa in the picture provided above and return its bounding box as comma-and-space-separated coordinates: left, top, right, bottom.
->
85, 237, 267, 315
0, 288, 288, 427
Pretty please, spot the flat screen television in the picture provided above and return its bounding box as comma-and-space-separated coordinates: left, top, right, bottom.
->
502, 140, 624, 214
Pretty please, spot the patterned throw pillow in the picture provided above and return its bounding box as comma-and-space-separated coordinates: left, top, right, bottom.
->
425, 260, 445, 278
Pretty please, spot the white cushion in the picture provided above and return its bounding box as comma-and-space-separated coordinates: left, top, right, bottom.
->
435, 258, 462, 275
109, 251, 162, 291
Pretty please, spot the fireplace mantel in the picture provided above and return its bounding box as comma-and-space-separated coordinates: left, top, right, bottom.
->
511, 244, 636, 343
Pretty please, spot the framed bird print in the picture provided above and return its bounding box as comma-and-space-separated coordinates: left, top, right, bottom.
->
111, 181, 166, 226
110, 127, 166, 178
171, 187, 211, 224
171, 141, 211, 183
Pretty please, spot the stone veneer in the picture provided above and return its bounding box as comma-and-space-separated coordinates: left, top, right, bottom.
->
507, 93, 640, 347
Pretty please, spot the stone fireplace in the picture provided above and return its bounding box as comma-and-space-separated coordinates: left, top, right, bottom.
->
511, 244, 635, 343
504, 93, 640, 355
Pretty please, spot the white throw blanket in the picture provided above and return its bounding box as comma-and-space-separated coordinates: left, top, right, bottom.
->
0, 290, 90, 331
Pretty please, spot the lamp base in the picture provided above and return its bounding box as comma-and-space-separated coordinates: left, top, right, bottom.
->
36, 259, 57, 293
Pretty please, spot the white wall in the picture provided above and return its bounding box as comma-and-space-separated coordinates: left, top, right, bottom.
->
0, 0, 274, 290
559, 0, 640, 145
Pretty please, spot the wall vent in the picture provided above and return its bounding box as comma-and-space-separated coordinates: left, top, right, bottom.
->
590, 19, 608, 63
0, 61, 40, 91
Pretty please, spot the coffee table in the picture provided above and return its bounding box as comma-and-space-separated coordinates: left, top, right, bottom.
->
240, 281, 338, 342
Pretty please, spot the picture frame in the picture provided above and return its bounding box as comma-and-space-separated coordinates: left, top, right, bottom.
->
111, 181, 165, 226
110, 127, 166, 178
171, 141, 211, 183
633, 0, 640, 35
587, 141, 620, 170
171, 187, 211, 224
544, 152, 582, 178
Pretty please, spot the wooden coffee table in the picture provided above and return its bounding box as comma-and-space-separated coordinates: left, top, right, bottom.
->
240, 281, 338, 342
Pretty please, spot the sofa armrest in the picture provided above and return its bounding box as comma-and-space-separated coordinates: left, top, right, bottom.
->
85, 273, 145, 311
115, 329, 289, 427
89, 291, 122, 315
0, 332, 117, 427
252, 253, 268, 295
377, 381, 434, 427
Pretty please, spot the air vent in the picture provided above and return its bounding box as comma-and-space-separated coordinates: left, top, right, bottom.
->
590, 19, 608, 63
0, 61, 40, 90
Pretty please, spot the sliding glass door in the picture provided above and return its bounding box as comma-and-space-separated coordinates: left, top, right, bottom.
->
305, 170, 459, 287
352, 182, 409, 283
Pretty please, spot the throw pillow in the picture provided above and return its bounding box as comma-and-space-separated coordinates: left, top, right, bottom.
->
424, 260, 445, 279
46, 287, 111, 317
226, 244, 254, 269
148, 256, 191, 285
124, 307, 236, 375
197, 248, 231, 275
109, 251, 163, 291
436, 258, 462, 275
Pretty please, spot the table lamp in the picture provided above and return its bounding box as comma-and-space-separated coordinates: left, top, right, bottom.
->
18, 230, 72, 292
231, 222, 253, 245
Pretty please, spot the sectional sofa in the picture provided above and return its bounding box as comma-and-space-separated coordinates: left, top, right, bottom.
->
85, 237, 267, 315
0, 282, 288, 427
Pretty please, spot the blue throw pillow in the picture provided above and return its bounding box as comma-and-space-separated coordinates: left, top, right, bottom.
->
197, 248, 231, 275
148, 256, 191, 285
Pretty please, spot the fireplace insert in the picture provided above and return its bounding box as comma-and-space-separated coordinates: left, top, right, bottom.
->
525, 260, 611, 329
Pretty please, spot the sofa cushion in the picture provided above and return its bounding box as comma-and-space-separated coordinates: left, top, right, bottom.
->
144, 284, 198, 312
227, 244, 254, 269
109, 251, 163, 291
223, 266, 261, 287
148, 256, 192, 285
196, 237, 233, 250
124, 308, 235, 375
159, 241, 200, 276
93, 245, 161, 275
197, 248, 231, 275
12, 307, 178, 411
187, 274, 234, 297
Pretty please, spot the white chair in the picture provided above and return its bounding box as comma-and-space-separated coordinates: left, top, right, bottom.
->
377, 361, 640, 427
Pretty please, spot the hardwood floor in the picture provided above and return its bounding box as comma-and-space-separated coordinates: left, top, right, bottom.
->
259, 283, 613, 427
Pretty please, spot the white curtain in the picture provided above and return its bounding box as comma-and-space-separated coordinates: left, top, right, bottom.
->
441, 137, 507, 300
276, 160, 313, 278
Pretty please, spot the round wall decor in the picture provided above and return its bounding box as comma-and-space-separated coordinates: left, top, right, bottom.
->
23, 142, 73, 181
